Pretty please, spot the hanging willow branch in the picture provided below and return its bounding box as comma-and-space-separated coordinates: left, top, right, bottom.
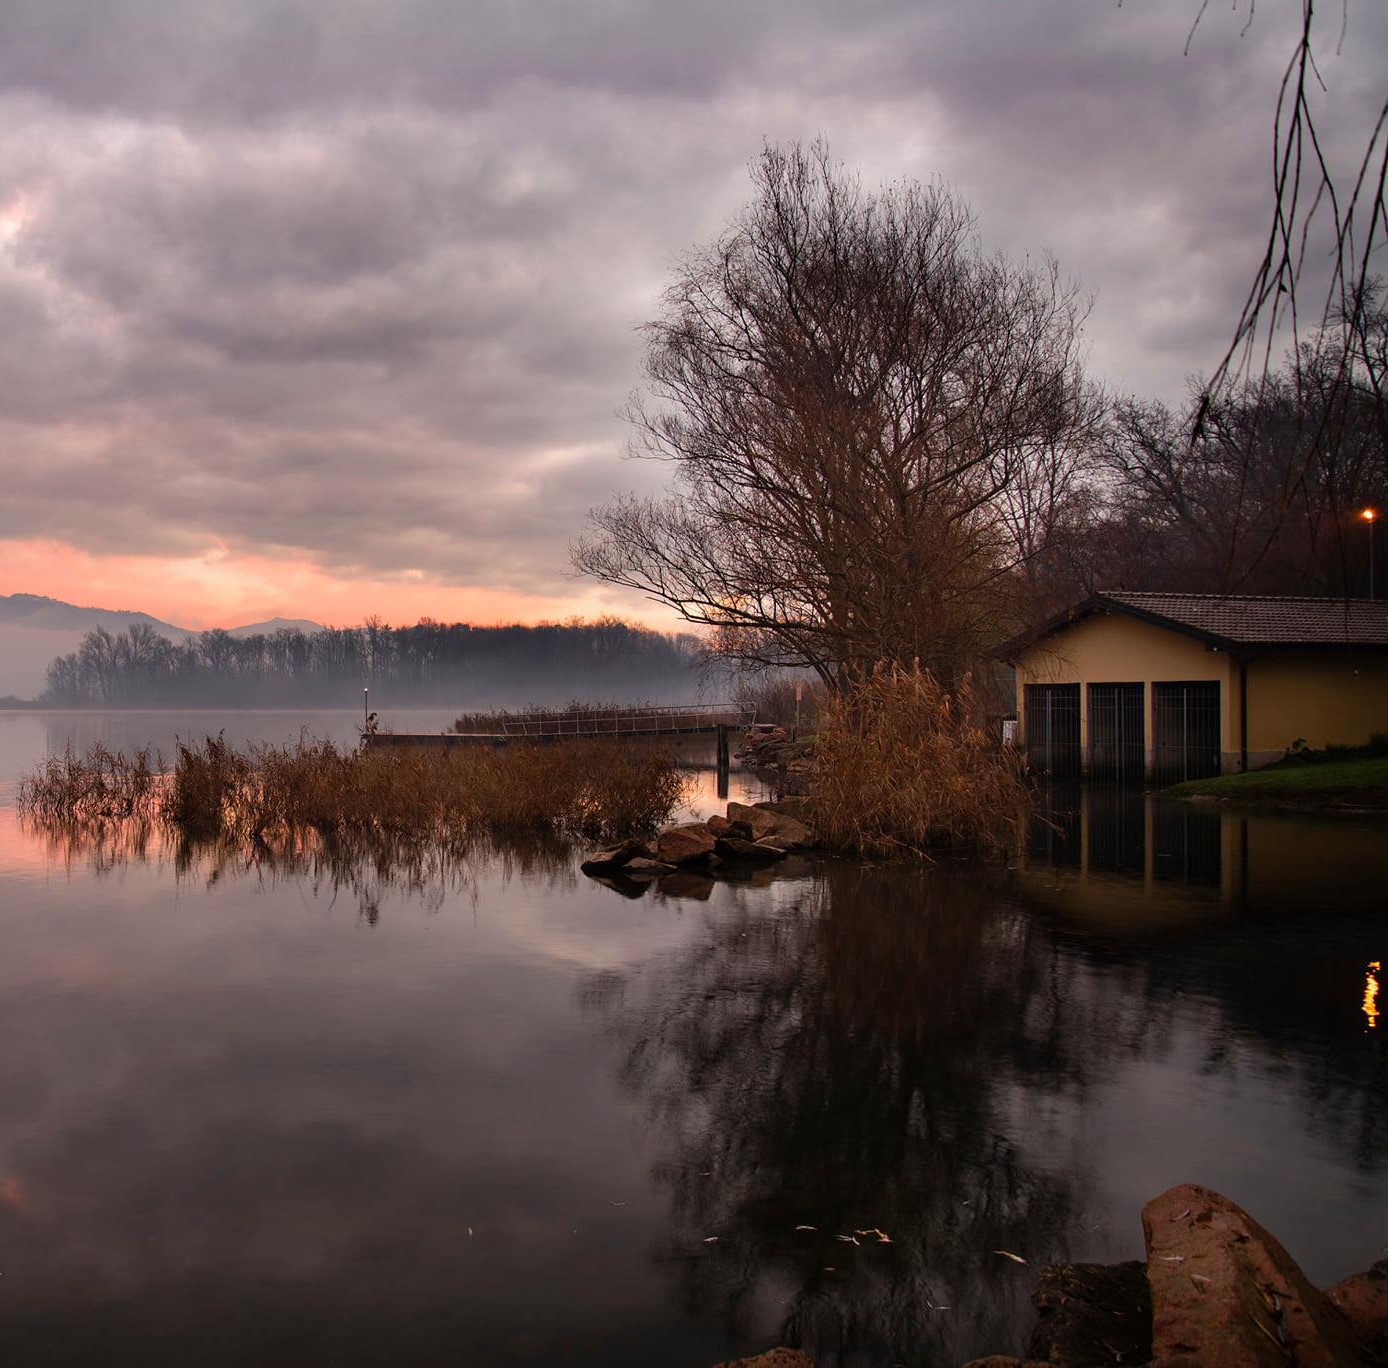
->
1198, 0, 1388, 402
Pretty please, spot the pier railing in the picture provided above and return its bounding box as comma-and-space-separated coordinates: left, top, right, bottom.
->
494, 703, 751, 738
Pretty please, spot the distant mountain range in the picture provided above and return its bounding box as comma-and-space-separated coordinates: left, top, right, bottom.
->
0, 594, 324, 700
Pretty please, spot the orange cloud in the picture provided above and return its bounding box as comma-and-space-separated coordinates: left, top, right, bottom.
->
0, 538, 685, 633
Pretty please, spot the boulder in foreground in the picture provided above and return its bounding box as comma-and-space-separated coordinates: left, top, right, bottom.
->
964, 1183, 1388, 1368
1143, 1182, 1372, 1367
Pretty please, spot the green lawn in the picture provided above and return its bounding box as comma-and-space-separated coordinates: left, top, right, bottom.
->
1166, 756, 1388, 806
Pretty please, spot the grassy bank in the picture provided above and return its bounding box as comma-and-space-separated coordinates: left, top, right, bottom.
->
1166, 756, 1388, 808
19, 735, 687, 841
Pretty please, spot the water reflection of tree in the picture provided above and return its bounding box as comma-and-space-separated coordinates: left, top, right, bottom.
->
584, 863, 1152, 1367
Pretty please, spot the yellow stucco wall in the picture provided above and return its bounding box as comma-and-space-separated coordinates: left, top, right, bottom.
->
1246, 651, 1388, 755
1014, 611, 1236, 753
1014, 609, 1388, 771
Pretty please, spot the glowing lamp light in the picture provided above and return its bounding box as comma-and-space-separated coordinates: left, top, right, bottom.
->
1365, 960, 1381, 1031
1363, 508, 1379, 523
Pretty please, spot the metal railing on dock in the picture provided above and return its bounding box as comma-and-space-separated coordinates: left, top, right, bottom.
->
364, 703, 752, 749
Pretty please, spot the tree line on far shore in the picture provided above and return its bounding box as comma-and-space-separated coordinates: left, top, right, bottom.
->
38, 617, 709, 709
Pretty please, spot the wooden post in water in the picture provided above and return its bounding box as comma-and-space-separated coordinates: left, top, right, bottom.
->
716, 724, 730, 799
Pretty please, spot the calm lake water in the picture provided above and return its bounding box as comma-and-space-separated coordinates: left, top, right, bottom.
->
0, 710, 1385, 1366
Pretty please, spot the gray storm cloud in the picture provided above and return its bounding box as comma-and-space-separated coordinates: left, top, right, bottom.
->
0, 0, 1383, 596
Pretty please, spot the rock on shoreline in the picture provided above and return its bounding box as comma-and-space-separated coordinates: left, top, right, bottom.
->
580, 800, 818, 886
708, 1185, 1388, 1368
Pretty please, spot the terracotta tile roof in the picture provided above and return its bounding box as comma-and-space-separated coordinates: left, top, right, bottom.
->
1100, 592, 1388, 646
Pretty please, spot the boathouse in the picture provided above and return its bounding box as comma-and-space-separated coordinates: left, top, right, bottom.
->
996, 593, 1388, 781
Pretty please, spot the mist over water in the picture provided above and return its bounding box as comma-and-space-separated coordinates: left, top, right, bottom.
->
0, 713, 1384, 1366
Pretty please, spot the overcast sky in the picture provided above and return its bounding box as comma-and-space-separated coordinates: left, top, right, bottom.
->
0, 0, 1383, 629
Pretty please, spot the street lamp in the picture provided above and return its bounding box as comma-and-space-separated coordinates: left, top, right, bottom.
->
1363, 508, 1378, 600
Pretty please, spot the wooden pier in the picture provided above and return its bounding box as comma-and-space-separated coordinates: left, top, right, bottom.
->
364, 703, 750, 767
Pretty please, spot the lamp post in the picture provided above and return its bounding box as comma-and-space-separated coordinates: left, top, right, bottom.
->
1363, 508, 1378, 600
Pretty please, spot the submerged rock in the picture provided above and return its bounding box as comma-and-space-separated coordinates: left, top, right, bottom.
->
1028, 1261, 1151, 1366
622, 857, 678, 877
716, 835, 786, 861
579, 838, 646, 874
656, 870, 716, 900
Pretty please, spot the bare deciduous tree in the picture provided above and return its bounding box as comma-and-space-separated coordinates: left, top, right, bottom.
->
573, 143, 1100, 689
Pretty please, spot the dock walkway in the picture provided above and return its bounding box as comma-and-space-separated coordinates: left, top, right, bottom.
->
364, 703, 751, 749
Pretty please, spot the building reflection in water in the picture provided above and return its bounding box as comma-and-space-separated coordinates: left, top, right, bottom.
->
1025, 783, 1225, 901
1024, 784, 1388, 924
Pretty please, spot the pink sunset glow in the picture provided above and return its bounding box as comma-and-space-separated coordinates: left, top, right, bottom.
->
0, 538, 681, 633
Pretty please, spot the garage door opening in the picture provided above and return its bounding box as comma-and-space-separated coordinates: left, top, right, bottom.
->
1024, 683, 1081, 776
1152, 681, 1221, 783
1088, 682, 1145, 782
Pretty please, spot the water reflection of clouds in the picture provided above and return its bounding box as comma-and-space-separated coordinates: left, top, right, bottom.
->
0, 832, 736, 1364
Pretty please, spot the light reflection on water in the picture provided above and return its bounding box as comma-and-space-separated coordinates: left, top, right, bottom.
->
0, 714, 1384, 1366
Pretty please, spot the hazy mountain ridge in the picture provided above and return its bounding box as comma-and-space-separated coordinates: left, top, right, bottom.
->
0, 593, 193, 638
0, 595, 326, 700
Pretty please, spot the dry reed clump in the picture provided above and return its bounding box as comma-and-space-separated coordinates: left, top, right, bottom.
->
16, 743, 164, 822
811, 665, 1027, 860
19, 734, 687, 844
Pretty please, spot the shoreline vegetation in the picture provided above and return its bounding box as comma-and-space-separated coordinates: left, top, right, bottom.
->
17, 735, 688, 843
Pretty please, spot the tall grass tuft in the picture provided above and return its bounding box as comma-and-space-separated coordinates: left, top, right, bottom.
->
812, 664, 1027, 859
17, 743, 164, 822
20, 735, 687, 844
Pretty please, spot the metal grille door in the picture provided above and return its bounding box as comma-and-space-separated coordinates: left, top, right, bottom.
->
1088, 683, 1145, 782
1024, 684, 1081, 776
1152, 681, 1221, 783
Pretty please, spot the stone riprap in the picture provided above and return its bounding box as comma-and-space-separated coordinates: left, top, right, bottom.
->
581, 800, 819, 892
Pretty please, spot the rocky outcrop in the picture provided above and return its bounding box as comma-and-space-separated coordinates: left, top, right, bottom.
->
1143, 1183, 1374, 1367
1329, 1259, 1388, 1358
582, 800, 819, 893
656, 822, 717, 865
578, 838, 646, 874
966, 1184, 1388, 1367
726, 802, 812, 848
